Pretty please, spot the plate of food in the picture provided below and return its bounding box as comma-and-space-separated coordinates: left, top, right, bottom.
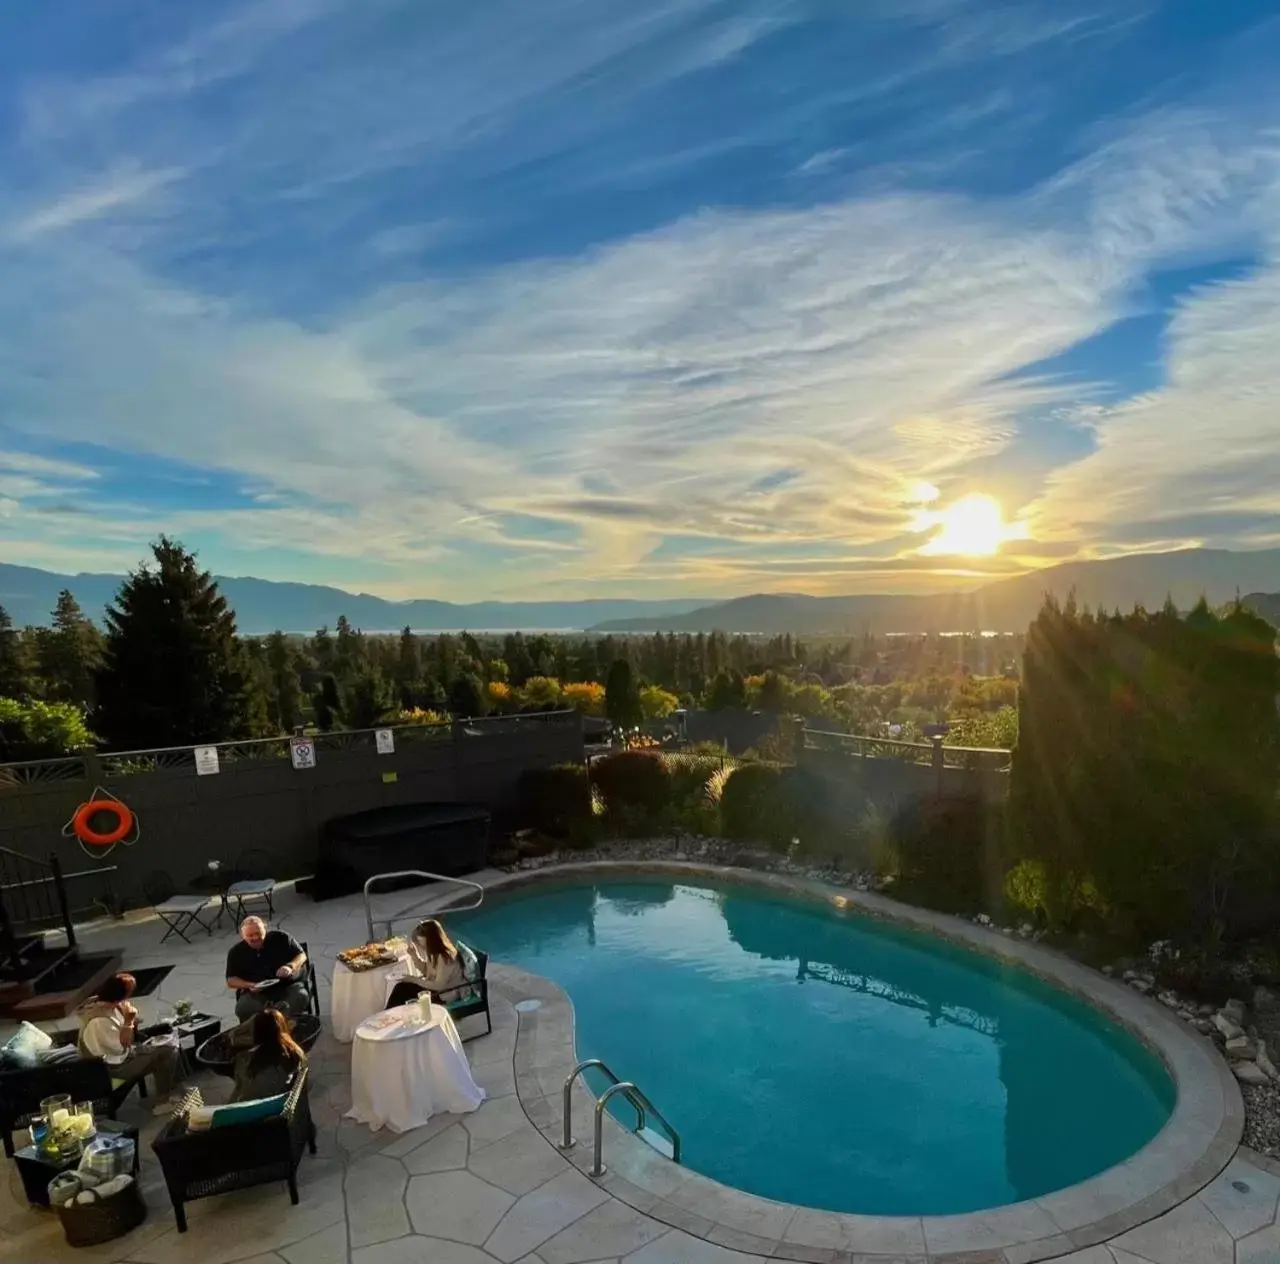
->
337, 942, 400, 972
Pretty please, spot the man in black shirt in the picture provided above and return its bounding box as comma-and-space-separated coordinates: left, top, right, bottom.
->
226, 916, 309, 1021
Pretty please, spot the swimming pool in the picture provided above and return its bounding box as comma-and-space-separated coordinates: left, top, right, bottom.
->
454, 878, 1174, 1216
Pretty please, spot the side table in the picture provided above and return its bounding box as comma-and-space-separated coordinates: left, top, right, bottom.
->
14, 1118, 141, 1207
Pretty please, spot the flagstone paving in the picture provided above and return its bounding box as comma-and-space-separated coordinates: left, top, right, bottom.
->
2, 876, 1279, 1262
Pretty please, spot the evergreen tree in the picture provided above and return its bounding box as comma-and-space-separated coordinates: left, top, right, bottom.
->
313, 675, 341, 731
448, 672, 486, 719
264, 631, 305, 732
94, 538, 255, 749
706, 668, 746, 711
0, 604, 31, 699
394, 626, 421, 709
604, 659, 641, 730
343, 670, 393, 728
35, 590, 103, 710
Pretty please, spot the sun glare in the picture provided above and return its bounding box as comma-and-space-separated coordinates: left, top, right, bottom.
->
911, 493, 1027, 557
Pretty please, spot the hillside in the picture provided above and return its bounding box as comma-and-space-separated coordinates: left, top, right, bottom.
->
0, 562, 710, 634
3, 547, 1277, 637
589, 548, 1280, 634
1244, 592, 1280, 627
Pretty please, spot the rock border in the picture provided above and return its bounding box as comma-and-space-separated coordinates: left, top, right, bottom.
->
462, 859, 1243, 1263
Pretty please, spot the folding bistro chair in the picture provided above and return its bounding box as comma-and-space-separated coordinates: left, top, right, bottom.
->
227, 848, 277, 923
145, 871, 215, 944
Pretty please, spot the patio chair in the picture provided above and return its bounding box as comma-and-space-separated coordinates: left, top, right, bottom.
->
144, 871, 215, 944
1, 1042, 145, 1158
226, 848, 277, 923
385, 949, 492, 1040
298, 940, 321, 1017
151, 1066, 316, 1232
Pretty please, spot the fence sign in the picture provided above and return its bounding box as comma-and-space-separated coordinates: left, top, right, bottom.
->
290, 738, 317, 770
375, 728, 395, 755
194, 746, 221, 776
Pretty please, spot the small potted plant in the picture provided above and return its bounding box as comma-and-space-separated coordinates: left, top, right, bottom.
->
172, 999, 194, 1025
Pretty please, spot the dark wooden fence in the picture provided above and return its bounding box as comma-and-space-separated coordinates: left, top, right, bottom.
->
0, 712, 583, 913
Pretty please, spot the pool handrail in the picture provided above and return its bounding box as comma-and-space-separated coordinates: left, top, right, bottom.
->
560, 1057, 681, 1175
362, 869, 485, 942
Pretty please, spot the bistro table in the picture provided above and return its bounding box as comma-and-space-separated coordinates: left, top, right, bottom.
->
332, 951, 418, 1042
345, 1002, 484, 1132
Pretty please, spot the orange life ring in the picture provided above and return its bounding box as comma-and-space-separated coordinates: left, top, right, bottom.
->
73, 800, 134, 847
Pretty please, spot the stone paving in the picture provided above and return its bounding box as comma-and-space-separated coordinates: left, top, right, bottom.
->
2, 872, 1279, 1262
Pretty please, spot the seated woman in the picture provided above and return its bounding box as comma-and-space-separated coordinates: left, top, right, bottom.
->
77, 973, 185, 1113
230, 1008, 306, 1103
387, 919, 478, 1009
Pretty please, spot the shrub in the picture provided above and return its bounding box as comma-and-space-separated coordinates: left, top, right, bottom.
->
719, 763, 794, 849
517, 764, 593, 838
892, 794, 990, 915
590, 750, 672, 820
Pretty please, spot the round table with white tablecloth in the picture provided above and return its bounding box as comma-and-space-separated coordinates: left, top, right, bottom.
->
345, 1002, 485, 1132
331, 955, 409, 1042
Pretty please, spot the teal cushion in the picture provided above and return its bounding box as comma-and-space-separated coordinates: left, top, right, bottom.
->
209, 1092, 288, 1129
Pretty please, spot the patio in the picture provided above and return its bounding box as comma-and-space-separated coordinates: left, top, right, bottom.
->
3, 877, 1280, 1264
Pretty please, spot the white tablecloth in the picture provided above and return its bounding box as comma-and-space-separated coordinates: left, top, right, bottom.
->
331, 957, 406, 1042
345, 1003, 485, 1132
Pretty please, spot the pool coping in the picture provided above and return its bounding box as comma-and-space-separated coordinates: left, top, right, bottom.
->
466, 859, 1242, 1263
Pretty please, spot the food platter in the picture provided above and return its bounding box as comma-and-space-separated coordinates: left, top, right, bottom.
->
337, 939, 402, 972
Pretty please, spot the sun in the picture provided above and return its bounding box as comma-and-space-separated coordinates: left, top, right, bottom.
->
910, 492, 1028, 557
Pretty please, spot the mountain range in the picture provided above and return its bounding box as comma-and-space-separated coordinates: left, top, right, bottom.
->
587, 549, 1280, 634
0, 548, 1276, 636
0, 563, 709, 634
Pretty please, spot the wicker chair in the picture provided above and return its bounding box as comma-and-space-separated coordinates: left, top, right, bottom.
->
0, 1040, 146, 1159
151, 1066, 316, 1232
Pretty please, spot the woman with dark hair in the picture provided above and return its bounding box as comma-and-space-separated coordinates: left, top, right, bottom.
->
231, 1008, 306, 1102
386, 918, 479, 1008
77, 973, 184, 1111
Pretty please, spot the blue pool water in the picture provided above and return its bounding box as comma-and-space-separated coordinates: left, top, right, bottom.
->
454, 880, 1174, 1215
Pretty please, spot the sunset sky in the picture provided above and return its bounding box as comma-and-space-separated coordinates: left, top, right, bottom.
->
0, 1, 1277, 599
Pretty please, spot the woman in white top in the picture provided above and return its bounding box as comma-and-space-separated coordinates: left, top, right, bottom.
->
406, 919, 468, 993
386, 919, 478, 1009
77, 973, 183, 1110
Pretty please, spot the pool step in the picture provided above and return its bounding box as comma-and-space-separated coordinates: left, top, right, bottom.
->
637, 1125, 675, 1160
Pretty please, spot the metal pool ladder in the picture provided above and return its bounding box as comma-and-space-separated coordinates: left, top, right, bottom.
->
363, 870, 485, 942
560, 1059, 682, 1177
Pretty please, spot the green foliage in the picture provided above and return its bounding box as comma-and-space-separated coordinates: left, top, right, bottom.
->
705, 669, 746, 711
946, 706, 1018, 749
591, 750, 672, 820
313, 675, 341, 731
0, 606, 28, 700
94, 538, 256, 750
448, 672, 486, 719
604, 660, 641, 729
719, 763, 793, 848
0, 697, 97, 761
638, 684, 679, 720
1009, 596, 1280, 943
519, 763, 594, 838
862, 804, 898, 879
264, 631, 305, 732
343, 670, 394, 728
34, 591, 102, 711
893, 795, 990, 915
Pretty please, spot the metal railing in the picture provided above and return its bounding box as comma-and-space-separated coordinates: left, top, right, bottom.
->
560, 1058, 681, 1177
0, 847, 76, 980
803, 728, 1011, 772
0, 710, 583, 785
363, 870, 486, 943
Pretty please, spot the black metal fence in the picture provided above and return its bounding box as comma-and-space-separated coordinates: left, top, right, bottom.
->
0, 712, 584, 913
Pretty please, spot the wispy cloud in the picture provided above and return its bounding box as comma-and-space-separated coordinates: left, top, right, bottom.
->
11, 167, 184, 239
0, 1, 1278, 599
